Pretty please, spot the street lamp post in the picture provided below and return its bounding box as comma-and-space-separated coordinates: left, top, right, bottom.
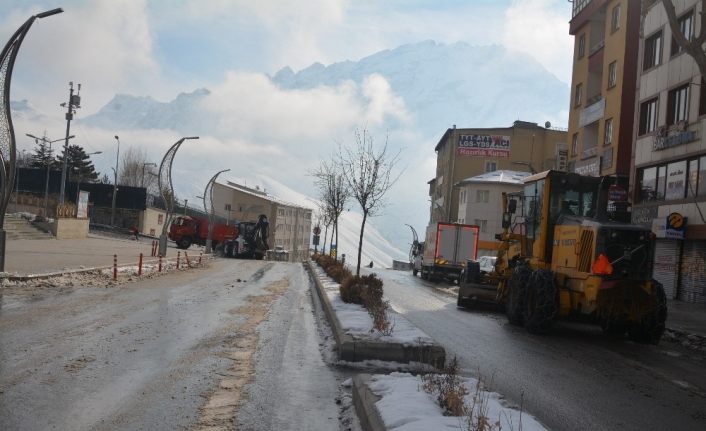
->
0, 8, 63, 271
110, 135, 120, 226
26, 133, 74, 218
142, 162, 156, 188
203, 169, 230, 254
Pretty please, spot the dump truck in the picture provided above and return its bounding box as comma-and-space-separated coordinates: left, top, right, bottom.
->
457, 170, 667, 344
417, 222, 479, 282
169, 216, 237, 250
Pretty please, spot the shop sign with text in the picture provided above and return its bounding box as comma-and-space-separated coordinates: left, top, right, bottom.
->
457, 134, 511, 157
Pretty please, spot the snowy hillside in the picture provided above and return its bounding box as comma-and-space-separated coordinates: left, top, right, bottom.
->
253, 175, 407, 268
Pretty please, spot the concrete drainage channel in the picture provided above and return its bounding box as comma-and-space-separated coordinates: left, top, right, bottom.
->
303, 260, 446, 431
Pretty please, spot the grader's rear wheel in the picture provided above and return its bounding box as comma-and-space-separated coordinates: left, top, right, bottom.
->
628, 281, 667, 345
524, 269, 558, 334
506, 264, 531, 325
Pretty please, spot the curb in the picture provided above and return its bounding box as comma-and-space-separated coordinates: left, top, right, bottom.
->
352, 374, 386, 431
2, 254, 216, 281
304, 261, 446, 368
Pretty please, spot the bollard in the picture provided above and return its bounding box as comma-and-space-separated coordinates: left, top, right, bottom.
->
198, 252, 202, 265
113, 254, 117, 281
138, 253, 143, 276
158, 255, 163, 272
185, 252, 191, 268
177, 251, 181, 269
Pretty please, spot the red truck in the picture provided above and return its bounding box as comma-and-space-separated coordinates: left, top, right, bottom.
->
168, 216, 236, 249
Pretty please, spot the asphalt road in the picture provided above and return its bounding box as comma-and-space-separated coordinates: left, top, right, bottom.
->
369, 268, 706, 431
0, 260, 343, 431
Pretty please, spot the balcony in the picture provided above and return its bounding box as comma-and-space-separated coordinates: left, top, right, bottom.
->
589, 39, 605, 57
572, 0, 592, 18
579, 97, 605, 127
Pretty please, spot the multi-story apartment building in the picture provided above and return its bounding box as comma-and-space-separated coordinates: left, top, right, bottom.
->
567, 0, 641, 177
212, 181, 313, 261
455, 170, 530, 257
428, 121, 567, 225
632, 0, 706, 304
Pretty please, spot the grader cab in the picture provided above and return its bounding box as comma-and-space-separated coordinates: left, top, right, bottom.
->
457, 170, 667, 344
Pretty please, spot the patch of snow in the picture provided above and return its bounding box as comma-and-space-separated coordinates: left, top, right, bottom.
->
369, 372, 547, 431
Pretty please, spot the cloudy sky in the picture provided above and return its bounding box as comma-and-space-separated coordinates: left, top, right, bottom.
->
2, 0, 573, 252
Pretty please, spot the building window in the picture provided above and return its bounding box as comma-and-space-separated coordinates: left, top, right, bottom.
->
671, 10, 693, 56
571, 133, 578, 156
639, 167, 658, 202
665, 160, 687, 200
149, 228, 156, 236
485, 161, 497, 172
700, 78, 706, 116
158, 214, 164, 225
667, 83, 690, 125
602, 148, 613, 170
608, 61, 617, 88
474, 219, 488, 233
644, 30, 663, 70
604, 118, 613, 146
476, 190, 489, 203
639, 97, 658, 135
578, 33, 586, 58
611, 4, 620, 33
574, 83, 583, 106
278, 208, 284, 216
699, 156, 706, 197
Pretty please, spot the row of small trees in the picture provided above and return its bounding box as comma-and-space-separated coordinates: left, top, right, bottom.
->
312, 127, 400, 276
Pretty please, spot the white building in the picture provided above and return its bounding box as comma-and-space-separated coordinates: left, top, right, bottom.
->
633, 0, 706, 303
455, 170, 530, 257
212, 181, 313, 261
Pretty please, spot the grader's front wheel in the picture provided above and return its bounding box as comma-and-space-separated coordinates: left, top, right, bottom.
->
524, 269, 558, 334
506, 264, 531, 325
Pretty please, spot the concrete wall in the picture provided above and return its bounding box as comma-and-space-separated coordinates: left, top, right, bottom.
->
52, 218, 89, 239
139, 207, 167, 237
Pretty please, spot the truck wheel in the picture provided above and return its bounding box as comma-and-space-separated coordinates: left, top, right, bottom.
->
420, 267, 428, 280
628, 281, 667, 345
178, 237, 192, 249
506, 264, 530, 325
524, 269, 558, 334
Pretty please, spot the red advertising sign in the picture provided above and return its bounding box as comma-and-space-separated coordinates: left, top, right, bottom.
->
457, 134, 511, 157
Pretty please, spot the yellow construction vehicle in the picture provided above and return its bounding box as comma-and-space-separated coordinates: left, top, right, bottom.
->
457, 170, 667, 344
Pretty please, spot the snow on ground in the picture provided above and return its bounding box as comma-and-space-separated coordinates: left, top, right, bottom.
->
313, 265, 434, 346
369, 372, 547, 431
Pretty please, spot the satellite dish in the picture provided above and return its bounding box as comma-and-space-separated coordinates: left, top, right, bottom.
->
545, 121, 551, 128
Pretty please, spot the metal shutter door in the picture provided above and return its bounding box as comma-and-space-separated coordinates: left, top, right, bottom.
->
679, 240, 706, 304
652, 239, 680, 300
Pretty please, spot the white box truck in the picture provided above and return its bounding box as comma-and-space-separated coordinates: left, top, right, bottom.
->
416, 222, 479, 282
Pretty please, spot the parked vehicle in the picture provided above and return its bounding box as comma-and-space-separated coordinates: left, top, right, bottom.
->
457, 170, 666, 344
169, 216, 236, 249
418, 222, 479, 282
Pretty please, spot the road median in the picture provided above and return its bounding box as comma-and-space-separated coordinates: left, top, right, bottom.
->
304, 260, 445, 368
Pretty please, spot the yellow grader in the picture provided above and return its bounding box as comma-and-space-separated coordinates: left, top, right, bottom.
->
457, 170, 667, 344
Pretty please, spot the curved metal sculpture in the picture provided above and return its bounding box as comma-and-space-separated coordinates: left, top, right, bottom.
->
157, 136, 198, 256
203, 169, 230, 254
0, 8, 62, 271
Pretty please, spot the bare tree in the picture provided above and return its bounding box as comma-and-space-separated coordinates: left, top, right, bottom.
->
340, 128, 401, 275
312, 159, 349, 260
119, 147, 158, 193
662, 0, 706, 77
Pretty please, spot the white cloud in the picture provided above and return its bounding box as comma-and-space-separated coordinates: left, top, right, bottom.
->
502, 0, 573, 83
3, 0, 162, 115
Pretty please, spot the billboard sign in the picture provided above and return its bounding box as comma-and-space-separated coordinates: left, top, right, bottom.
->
77, 191, 89, 219
457, 134, 511, 157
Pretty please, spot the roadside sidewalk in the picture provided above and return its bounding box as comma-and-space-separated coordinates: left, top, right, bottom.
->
2, 233, 205, 276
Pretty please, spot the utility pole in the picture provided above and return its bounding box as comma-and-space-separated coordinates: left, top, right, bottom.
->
110, 135, 120, 226
59, 81, 81, 204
